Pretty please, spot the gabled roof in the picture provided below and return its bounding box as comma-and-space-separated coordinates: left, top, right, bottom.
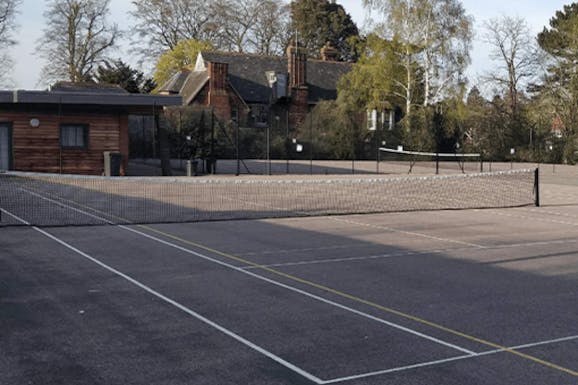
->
181, 71, 209, 105
160, 70, 191, 94
307, 60, 351, 102
200, 52, 286, 104
159, 51, 352, 105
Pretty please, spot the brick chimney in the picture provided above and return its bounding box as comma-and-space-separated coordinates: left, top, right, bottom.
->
286, 39, 308, 130
207, 62, 231, 121
287, 39, 307, 88
320, 42, 339, 61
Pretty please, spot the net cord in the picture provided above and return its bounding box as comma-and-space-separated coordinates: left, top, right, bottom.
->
379, 147, 481, 158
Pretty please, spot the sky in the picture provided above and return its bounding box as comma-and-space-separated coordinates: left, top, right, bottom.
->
6, 0, 573, 90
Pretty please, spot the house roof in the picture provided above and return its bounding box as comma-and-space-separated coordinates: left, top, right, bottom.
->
50, 82, 129, 94
0, 87, 182, 107
307, 60, 351, 102
181, 71, 209, 105
201, 52, 287, 104
159, 51, 352, 105
160, 70, 192, 94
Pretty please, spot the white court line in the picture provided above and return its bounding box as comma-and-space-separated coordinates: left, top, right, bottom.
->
3, 199, 478, 383
485, 238, 578, 250
490, 209, 578, 227
13, 189, 477, 356
119, 224, 476, 355
9, 191, 578, 382
321, 334, 578, 384
243, 237, 578, 270
241, 248, 464, 270
3, 209, 323, 385
332, 216, 488, 249
524, 207, 578, 220
239, 243, 362, 257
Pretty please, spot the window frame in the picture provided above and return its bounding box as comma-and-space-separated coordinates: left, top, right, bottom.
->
60, 123, 89, 150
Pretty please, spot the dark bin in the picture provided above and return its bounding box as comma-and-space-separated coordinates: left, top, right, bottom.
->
104, 151, 122, 176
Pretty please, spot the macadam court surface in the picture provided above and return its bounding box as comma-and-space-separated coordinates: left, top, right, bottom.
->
1, 167, 578, 384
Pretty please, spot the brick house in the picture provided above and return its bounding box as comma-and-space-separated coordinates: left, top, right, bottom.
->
158, 41, 352, 133
0, 83, 181, 175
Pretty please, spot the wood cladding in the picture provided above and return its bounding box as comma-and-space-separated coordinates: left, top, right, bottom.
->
1, 110, 128, 175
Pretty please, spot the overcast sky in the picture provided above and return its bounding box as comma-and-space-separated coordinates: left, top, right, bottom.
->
6, 0, 573, 90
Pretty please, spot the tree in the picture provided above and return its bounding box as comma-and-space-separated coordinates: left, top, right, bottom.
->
130, 0, 218, 62
210, 0, 290, 55
338, 34, 408, 114
363, 0, 473, 111
537, 3, 578, 163
480, 16, 541, 157
37, 0, 119, 84
250, 0, 290, 55
0, 0, 20, 86
210, 0, 260, 53
335, 35, 414, 155
483, 16, 540, 116
305, 101, 364, 159
153, 39, 214, 87
291, 0, 360, 61
94, 60, 155, 93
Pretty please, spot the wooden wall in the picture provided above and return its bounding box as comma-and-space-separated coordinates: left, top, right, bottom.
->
0, 109, 128, 175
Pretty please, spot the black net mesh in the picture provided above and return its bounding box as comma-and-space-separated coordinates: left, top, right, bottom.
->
0, 169, 537, 227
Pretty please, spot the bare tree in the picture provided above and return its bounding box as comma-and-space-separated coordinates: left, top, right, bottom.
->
250, 0, 290, 55
482, 16, 541, 114
210, 0, 290, 54
210, 0, 261, 53
37, 0, 119, 85
130, 0, 218, 61
0, 0, 21, 86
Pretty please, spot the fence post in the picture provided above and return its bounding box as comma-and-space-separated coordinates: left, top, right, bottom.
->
534, 168, 540, 207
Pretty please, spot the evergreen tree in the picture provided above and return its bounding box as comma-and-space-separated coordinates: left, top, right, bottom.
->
291, 0, 360, 61
94, 60, 155, 93
537, 3, 578, 163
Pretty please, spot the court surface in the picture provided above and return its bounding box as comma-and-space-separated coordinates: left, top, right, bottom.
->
1, 175, 578, 384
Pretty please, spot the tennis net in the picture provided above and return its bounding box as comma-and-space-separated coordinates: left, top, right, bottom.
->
0, 169, 538, 227
378, 147, 483, 174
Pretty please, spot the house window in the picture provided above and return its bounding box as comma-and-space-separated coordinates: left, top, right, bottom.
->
60, 124, 88, 149
367, 109, 377, 131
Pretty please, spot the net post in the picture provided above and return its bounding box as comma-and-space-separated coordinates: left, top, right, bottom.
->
534, 168, 540, 207
435, 153, 439, 175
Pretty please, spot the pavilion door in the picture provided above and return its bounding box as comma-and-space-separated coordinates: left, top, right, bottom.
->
0, 123, 12, 170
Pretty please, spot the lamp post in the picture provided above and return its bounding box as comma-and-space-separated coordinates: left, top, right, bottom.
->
548, 144, 555, 173
274, 115, 281, 174
285, 115, 290, 174
266, 124, 271, 175
235, 119, 240, 176
309, 112, 313, 175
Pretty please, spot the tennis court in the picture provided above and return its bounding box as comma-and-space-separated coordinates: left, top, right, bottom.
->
1, 168, 577, 384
